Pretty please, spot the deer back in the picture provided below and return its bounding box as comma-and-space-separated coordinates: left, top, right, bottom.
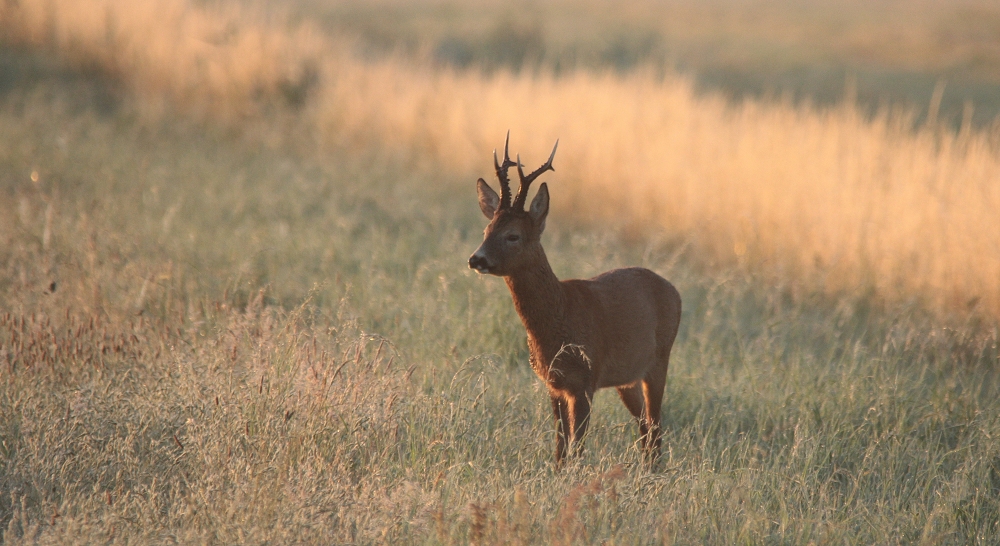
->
559, 268, 681, 388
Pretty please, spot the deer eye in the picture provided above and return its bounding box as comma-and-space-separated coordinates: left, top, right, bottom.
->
505, 234, 521, 243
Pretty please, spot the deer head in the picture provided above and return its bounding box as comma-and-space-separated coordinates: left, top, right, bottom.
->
469, 133, 558, 276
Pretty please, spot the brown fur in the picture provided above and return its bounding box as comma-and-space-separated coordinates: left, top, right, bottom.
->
469, 142, 681, 468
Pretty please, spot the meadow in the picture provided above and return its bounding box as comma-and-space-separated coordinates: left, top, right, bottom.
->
5, 0, 1000, 318
1, 0, 1000, 543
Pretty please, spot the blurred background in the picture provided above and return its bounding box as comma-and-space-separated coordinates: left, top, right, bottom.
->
288, 0, 1000, 127
2, 0, 999, 321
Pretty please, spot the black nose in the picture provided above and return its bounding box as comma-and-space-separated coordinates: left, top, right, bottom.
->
469, 255, 488, 271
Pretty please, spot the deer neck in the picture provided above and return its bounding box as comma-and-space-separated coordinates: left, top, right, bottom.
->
504, 247, 566, 344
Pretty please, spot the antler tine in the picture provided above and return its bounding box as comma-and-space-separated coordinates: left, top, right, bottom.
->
493, 149, 511, 209
493, 131, 517, 209
512, 140, 559, 211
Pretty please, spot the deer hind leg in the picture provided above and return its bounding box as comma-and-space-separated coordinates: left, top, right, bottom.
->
641, 365, 667, 468
617, 384, 651, 454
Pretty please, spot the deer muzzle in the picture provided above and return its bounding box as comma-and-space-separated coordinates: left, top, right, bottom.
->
468, 251, 493, 274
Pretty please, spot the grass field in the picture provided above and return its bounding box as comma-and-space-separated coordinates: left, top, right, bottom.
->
4, 0, 999, 319
2, 0, 1000, 543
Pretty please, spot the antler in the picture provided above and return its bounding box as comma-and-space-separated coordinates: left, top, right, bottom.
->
512, 140, 559, 211
493, 131, 517, 210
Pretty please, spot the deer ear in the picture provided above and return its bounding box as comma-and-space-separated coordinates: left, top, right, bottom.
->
529, 182, 549, 232
477, 178, 500, 219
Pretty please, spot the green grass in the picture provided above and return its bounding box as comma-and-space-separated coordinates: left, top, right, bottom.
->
2, 54, 1000, 543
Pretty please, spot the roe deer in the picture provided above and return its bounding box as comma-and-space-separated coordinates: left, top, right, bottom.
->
469, 134, 682, 468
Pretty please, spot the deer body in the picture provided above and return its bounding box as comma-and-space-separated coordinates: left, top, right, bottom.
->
469, 135, 681, 467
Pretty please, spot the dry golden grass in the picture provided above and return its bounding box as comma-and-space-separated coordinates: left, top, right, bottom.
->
4, 0, 1000, 318
2, 78, 999, 543
0, 0, 324, 120
318, 65, 1000, 318
5, 1, 1000, 542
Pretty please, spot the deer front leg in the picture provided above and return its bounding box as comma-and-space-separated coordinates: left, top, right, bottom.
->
550, 391, 592, 468
551, 395, 571, 467
566, 389, 593, 459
